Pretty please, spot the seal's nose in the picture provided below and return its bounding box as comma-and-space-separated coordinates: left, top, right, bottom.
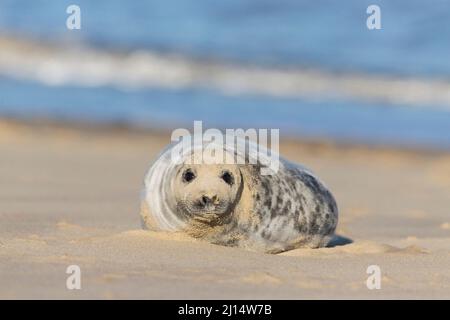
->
201, 194, 218, 206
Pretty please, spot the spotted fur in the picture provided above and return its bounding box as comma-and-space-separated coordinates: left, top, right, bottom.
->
141, 137, 338, 253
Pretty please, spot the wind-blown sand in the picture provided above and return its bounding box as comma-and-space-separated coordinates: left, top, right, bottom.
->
0, 119, 449, 299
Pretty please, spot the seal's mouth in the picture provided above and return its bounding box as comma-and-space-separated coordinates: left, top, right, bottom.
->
176, 199, 231, 226
194, 199, 224, 212
194, 200, 229, 217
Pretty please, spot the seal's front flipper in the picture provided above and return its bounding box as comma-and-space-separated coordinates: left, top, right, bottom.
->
140, 215, 147, 230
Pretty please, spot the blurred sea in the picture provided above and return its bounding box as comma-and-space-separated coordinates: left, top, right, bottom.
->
0, 0, 450, 149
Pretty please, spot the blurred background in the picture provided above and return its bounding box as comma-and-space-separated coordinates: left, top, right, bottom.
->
0, 0, 449, 149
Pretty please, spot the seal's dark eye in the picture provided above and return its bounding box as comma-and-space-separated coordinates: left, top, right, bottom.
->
221, 171, 234, 186
182, 169, 196, 183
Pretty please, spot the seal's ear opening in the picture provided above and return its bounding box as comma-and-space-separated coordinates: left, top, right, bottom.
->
220, 170, 234, 186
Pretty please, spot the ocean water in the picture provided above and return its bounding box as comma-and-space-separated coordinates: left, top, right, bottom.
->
0, 0, 449, 149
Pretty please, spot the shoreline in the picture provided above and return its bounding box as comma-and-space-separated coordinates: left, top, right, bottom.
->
1, 116, 449, 157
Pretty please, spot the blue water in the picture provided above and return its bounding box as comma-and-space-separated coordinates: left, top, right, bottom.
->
0, 0, 450, 149
1, 0, 450, 76
2, 76, 450, 149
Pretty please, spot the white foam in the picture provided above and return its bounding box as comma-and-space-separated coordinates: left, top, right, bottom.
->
1, 35, 450, 110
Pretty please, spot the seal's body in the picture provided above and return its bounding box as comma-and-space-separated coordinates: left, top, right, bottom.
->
141, 137, 338, 253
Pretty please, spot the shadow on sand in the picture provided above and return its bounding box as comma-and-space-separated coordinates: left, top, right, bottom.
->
327, 234, 353, 248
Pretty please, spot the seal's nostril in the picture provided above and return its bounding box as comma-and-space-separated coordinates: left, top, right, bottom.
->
201, 195, 219, 207
201, 195, 210, 205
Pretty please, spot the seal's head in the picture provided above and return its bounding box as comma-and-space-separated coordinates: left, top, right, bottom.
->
173, 163, 242, 224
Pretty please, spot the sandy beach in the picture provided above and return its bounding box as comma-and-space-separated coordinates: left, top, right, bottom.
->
0, 119, 449, 299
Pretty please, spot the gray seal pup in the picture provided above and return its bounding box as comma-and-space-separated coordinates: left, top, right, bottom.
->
140, 136, 338, 253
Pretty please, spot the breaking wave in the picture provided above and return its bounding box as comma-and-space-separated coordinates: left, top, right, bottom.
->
1, 35, 450, 110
